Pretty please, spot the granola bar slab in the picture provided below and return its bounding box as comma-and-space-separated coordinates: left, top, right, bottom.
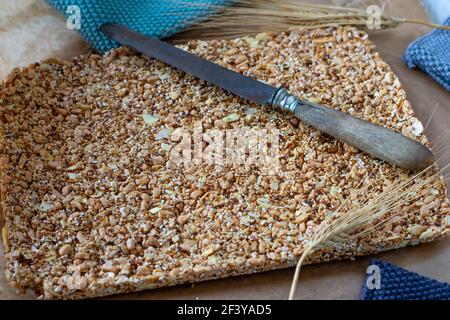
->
1, 27, 449, 299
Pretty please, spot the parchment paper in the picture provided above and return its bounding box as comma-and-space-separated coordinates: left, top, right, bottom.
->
1, 0, 449, 299
0, 0, 88, 79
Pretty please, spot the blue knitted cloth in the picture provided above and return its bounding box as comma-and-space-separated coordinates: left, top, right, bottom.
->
404, 17, 450, 91
361, 260, 450, 300
46, 0, 228, 53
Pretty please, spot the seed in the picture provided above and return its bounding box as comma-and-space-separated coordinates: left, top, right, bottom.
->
143, 113, 159, 125
371, 95, 381, 106
18, 153, 27, 168
424, 195, 435, 204
76, 232, 86, 243
180, 240, 195, 253
160, 209, 174, 218
295, 211, 310, 224
384, 72, 394, 84
74, 252, 90, 260
168, 91, 179, 100
151, 156, 165, 164
190, 189, 204, 200
219, 179, 231, 189
58, 244, 72, 256
411, 120, 424, 136
126, 238, 136, 250
137, 177, 150, 186
117, 88, 128, 97
155, 128, 172, 141
56, 107, 68, 116
430, 189, 439, 196
419, 205, 430, 217
202, 245, 218, 257
122, 182, 135, 194
75, 275, 88, 290
258, 242, 266, 254
225, 172, 235, 181
364, 105, 373, 115
419, 228, 434, 241
101, 265, 119, 273
152, 188, 162, 198
62, 185, 72, 196
407, 225, 426, 235
140, 193, 151, 201
144, 236, 159, 248
305, 170, 315, 179
140, 200, 149, 211
100, 197, 111, 208
149, 207, 161, 214
234, 55, 247, 64
136, 265, 151, 276
66, 276, 75, 290
222, 113, 240, 123
3, 113, 14, 123
177, 214, 190, 224
72, 201, 84, 211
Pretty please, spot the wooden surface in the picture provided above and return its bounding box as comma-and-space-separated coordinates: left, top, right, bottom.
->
1, 0, 450, 300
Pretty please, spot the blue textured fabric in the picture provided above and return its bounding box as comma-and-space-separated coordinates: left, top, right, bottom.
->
404, 17, 450, 91
46, 0, 228, 53
361, 260, 450, 300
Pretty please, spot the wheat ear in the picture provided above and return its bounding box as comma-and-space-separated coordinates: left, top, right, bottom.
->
288, 131, 450, 299
167, 0, 450, 41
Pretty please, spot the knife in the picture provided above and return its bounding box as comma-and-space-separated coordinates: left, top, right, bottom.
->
100, 23, 433, 171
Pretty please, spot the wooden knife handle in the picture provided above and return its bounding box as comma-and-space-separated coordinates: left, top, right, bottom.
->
271, 88, 434, 170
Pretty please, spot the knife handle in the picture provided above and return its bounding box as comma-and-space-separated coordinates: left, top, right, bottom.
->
271, 88, 433, 170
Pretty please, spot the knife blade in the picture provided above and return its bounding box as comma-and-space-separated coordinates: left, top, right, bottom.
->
100, 23, 434, 170
101, 23, 275, 105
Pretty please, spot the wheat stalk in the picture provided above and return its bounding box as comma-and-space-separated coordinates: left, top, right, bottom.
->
167, 0, 450, 41
288, 130, 450, 299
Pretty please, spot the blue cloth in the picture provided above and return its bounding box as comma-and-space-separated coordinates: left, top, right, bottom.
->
404, 17, 450, 91
361, 260, 450, 300
46, 0, 228, 53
